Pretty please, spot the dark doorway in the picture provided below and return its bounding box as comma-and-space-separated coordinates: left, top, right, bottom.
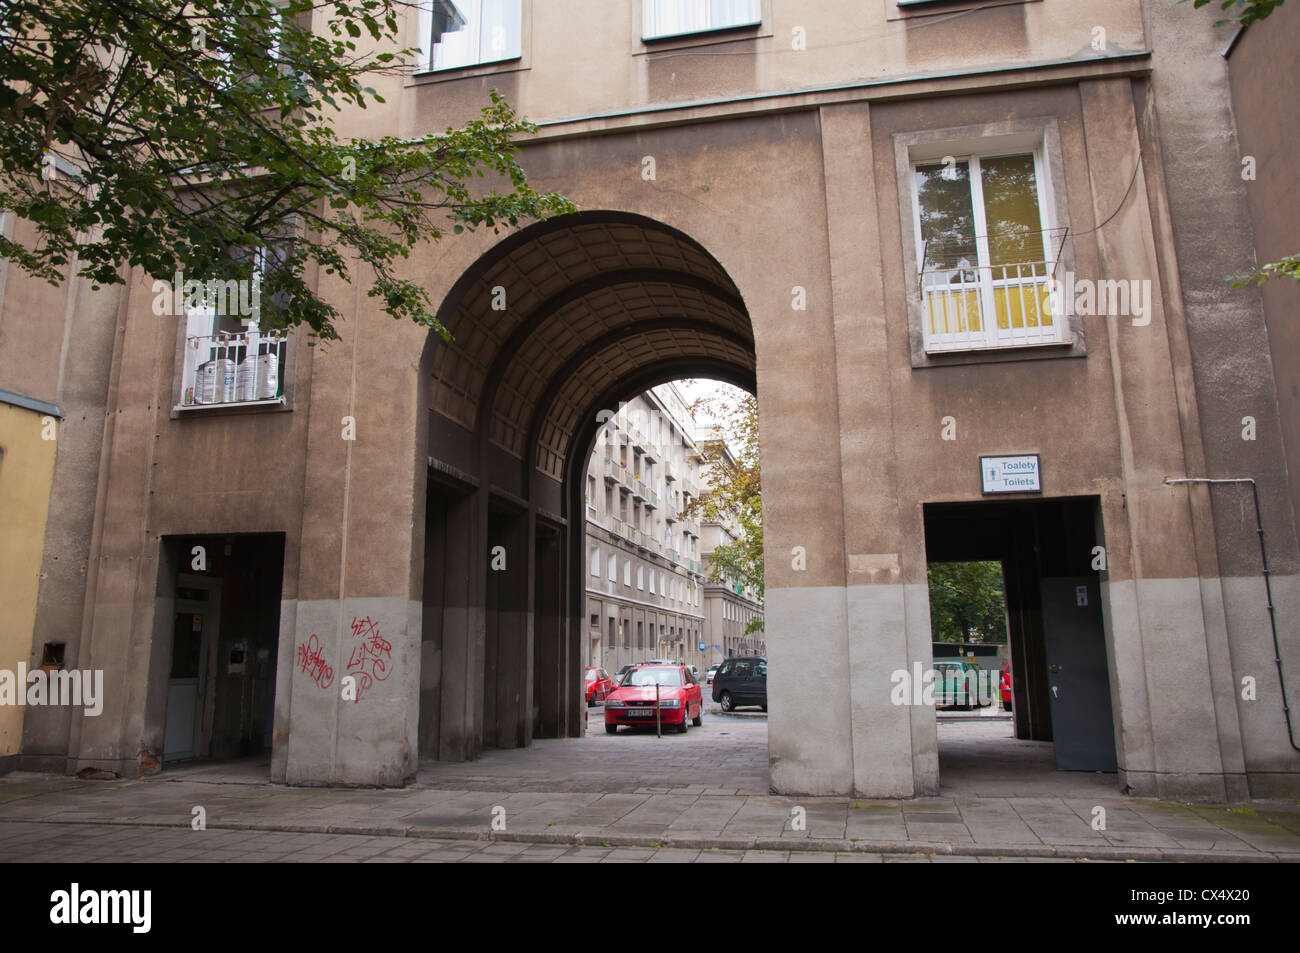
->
156, 533, 285, 765
924, 498, 1117, 777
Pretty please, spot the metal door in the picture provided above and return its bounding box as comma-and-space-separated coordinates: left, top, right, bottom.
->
1040, 577, 1118, 771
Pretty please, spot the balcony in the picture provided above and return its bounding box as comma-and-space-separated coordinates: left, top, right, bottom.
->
602, 457, 621, 485
179, 330, 287, 409
643, 439, 660, 464
644, 488, 658, 510
631, 478, 646, 502
918, 258, 1063, 353
664, 464, 677, 484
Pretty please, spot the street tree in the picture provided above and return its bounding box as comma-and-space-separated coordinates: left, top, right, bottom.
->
927, 561, 1008, 644
0, 0, 573, 341
686, 386, 763, 635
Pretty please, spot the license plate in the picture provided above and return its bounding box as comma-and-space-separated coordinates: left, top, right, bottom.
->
626, 709, 654, 717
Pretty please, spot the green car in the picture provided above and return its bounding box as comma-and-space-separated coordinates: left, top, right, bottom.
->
933, 660, 986, 710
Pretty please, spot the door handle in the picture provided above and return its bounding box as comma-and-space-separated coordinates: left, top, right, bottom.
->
1051, 685, 1059, 698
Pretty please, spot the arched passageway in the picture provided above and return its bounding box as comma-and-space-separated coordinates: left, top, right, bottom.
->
416, 212, 755, 762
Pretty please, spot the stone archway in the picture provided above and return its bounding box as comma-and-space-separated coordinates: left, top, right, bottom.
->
415, 211, 756, 763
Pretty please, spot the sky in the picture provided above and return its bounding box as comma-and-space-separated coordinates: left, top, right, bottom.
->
670, 377, 750, 450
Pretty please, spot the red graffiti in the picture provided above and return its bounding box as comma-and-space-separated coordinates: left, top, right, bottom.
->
345, 615, 392, 703
296, 634, 333, 689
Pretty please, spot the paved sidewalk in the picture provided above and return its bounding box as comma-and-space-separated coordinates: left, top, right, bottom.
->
1, 727, 1297, 862
0, 821, 1130, 863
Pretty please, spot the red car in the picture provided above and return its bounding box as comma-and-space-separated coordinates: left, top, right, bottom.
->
604, 664, 703, 734
1000, 662, 1012, 711
585, 667, 615, 706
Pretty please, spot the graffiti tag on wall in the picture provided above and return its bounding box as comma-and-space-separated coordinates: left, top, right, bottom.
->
296, 633, 333, 689
346, 615, 392, 703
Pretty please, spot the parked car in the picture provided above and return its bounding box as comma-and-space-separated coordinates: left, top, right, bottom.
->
614, 663, 640, 683
604, 664, 703, 734
1000, 661, 1012, 711
704, 665, 719, 685
711, 655, 766, 712
584, 666, 615, 706
933, 659, 984, 710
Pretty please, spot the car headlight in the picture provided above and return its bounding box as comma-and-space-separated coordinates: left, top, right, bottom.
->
657, 699, 682, 709
605, 699, 624, 708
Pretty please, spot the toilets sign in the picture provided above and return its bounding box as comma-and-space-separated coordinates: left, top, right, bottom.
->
980, 454, 1041, 494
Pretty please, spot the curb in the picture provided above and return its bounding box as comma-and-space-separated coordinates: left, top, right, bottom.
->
0, 816, 1287, 862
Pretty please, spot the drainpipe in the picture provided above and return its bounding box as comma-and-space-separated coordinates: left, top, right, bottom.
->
1164, 477, 1299, 751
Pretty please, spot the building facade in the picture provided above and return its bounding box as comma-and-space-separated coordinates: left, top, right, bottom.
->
582, 385, 708, 675
1, 1, 1297, 799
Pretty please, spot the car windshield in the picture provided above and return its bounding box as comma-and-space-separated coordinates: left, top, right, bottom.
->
584, 670, 597, 682
621, 667, 683, 687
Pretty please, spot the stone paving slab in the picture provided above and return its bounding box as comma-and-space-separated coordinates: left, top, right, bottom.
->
2, 718, 1297, 862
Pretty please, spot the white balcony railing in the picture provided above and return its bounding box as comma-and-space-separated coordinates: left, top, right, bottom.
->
180, 330, 286, 407
919, 259, 1065, 353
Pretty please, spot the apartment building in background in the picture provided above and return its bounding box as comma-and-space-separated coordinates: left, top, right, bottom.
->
583, 384, 708, 674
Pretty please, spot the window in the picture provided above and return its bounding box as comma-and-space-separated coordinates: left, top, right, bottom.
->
419, 0, 521, 71
624, 559, 632, 587
178, 249, 289, 409
608, 554, 617, 581
637, 566, 645, 590
643, 0, 759, 40
911, 148, 1063, 353
590, 547, 600, 577
649, 572, 656, 595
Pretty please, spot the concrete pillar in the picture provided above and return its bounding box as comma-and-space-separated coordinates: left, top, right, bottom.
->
533, 523, 564, 738
438, 489, 487, 761
1080, 78, 1233, 800
274, 292, 425, 787
484, 507, 531, 749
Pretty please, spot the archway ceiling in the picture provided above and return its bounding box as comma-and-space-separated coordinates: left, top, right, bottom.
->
535, 327, 755, 481
428, 216, 755, 482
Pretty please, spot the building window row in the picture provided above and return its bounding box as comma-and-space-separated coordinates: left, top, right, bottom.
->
589, 544, 702, 606
418, 0, 762, 74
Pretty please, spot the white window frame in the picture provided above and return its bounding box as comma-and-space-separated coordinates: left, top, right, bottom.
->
896, 118, 1079, 363
910, 146, 1062, 353
591, 547, 600, 577
642, 0, 760, 41
417, 0, 522, 72
176, 249, 290, 411
624, 559, 632, 587
637, 566, 645, 590
608, 554, 617, 581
